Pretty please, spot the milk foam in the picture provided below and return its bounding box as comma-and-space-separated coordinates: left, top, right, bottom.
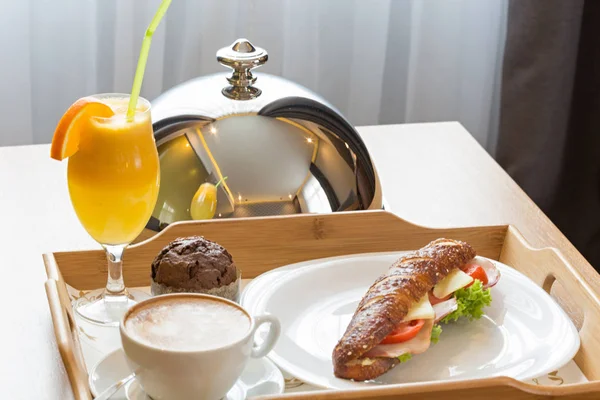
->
125, 297, 250, 351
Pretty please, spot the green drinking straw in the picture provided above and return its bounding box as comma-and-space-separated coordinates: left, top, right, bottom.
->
215, 176, 228, 188
126, 0, 172, 120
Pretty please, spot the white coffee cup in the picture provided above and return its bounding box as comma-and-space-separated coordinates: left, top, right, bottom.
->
119, 293, 280, 400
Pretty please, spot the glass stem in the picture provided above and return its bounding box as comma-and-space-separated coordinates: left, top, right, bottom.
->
104, 244, 128, 298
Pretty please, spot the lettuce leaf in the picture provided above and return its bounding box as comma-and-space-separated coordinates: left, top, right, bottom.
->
430, 324, 442, 344
441, 280, 491, 323
397, 353, 412, 363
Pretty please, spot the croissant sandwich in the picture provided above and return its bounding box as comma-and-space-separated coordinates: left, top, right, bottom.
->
332, 238, 500, 381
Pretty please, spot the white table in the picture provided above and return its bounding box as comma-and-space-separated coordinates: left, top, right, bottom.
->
1, 122, 595, 399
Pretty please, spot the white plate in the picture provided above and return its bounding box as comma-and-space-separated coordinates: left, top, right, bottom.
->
89, 348, 285, 399
241, 252, 580, 390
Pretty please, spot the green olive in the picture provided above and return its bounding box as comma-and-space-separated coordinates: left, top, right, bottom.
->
190, 182, 217, 220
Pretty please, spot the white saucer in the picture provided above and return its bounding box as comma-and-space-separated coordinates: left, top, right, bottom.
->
89, 349, 285, 400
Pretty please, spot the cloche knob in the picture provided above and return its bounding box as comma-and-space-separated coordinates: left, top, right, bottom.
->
217, 38, 268, 100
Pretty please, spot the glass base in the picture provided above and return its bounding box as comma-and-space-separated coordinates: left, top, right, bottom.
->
74, 288, 150, 326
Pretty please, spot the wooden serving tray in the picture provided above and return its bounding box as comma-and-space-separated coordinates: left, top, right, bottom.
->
44, 210, 600, 399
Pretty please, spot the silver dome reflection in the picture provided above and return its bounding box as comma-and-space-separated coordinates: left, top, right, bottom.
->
147, 39, 381, 232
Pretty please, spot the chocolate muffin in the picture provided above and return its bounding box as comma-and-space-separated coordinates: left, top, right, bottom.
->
150, 236, 240, 301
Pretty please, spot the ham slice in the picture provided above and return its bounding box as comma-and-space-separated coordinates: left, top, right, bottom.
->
363, 320, 434, 358
433, 298, 458, 322
467, 256, 501, 289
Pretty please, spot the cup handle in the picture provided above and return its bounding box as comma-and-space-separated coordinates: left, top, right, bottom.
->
250, 314, 281, 358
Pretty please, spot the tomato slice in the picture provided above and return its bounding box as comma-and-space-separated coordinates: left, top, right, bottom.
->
428, 291, 451, 305
381, 319, 425, 344
463, 264, 489, 287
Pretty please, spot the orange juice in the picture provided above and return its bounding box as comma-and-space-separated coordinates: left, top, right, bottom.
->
67, 95, 159, 245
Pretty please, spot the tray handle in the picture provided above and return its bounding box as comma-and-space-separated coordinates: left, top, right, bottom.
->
501, 226, 600, 381
45, 278, 91, 400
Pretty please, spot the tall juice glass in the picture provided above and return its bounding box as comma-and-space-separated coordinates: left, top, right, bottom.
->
67, 94, 159, 325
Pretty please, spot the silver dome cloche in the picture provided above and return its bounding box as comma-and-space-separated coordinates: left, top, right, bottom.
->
147, 38, 382, 232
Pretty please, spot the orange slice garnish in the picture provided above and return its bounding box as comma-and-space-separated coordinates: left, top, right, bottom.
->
50, 97, 114, 160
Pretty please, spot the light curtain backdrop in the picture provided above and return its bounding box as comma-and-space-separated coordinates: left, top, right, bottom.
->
0, 0, 507, 150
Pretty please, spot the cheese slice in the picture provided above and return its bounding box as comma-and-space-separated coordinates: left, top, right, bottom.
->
361, 358, 375, 366
404, 294, 434, 321
433, 269, 473, 298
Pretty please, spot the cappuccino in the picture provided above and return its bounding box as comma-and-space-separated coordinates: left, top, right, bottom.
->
124, 296, 250, 351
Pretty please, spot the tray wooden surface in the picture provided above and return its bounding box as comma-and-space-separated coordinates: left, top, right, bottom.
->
43, 210, 600, 399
